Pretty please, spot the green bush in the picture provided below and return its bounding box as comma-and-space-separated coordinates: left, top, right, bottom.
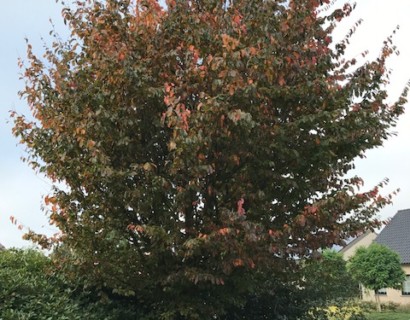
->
302, 250, 360, 304
0, 249, 139, 320
358, 300, 400, 312
382, 301, 399, 311
357, 301, 377, 313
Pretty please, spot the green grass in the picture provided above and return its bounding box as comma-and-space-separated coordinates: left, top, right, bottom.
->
367, 311, 410, 320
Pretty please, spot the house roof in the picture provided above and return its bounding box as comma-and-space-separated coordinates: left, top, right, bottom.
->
375, 209, 410, 264
339, 230, 375, 255
0, 243, 5, 251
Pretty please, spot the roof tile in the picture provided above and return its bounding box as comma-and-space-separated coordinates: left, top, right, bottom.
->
375, 209, 410, 264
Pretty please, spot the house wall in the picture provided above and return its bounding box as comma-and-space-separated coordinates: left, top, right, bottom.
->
363, 265, 410, 306
340, 232, 377, 261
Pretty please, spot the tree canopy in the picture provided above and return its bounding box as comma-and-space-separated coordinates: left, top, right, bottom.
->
13, 0, 408, 318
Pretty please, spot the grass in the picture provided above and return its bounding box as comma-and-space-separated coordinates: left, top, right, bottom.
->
367, 311, 410, 320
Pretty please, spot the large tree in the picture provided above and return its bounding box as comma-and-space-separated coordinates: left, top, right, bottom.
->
349, 243, 405, 312
13, 0, 407, 318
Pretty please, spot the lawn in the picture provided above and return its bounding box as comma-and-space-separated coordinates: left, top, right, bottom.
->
367, 312, 410, 320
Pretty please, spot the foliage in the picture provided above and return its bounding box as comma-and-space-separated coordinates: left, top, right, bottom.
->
13, 0, 408, 318
307, 302, 367, 320
380, 302, 399, 312
303, 249, 360, 305
348, 244, 405, 312
359, 300, 402, 314
396, 303, 410, 313
349, 244, 405, 292
0, 249, 139, 320
221, 270, 307, 319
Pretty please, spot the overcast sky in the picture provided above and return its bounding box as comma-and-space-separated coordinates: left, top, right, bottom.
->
1, 1, 409, 248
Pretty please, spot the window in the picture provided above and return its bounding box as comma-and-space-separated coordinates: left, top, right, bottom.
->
402, 275, 410, 295
377, 288, 387, 295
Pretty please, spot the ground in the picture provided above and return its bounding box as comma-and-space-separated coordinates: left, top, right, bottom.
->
367, 311, 410, 320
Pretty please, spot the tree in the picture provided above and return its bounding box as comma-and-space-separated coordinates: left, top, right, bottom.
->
303, 249, 360, 304
348, 243, 405, 312
13, 0, 408, 318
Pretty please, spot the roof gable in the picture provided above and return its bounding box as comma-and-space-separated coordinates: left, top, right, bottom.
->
375, 209, 410, 264
339, 231, 373, 253
339, 231, 377, 260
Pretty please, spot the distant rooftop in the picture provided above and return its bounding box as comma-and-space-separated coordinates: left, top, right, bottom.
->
0, 243, 5, 251
375, 209, 410, 264
339, 230, 374, 255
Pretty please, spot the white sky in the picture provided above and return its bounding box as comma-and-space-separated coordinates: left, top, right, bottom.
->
0, 0, 409, 248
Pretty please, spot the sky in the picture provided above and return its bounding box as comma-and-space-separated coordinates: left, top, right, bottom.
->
0, 0, 410, 248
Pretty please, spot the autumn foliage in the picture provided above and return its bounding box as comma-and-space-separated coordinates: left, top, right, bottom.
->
13, 0, 407, 318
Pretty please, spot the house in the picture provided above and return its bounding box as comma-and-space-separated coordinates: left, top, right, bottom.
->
0, 243, 5, 251
340, 209, 410, 305
339, 230, 377, 260
370, 209, 410, 305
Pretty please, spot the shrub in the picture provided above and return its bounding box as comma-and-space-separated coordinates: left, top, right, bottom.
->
357, 301, 377, 313
382, 302, 399, 311
358, 300, 400, 312
395, 303, 410, 313
306, 301, 367, 320
0, 249, 139, 320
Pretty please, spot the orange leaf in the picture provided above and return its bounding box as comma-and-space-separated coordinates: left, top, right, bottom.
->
278, 76, 286, 86
233, 258, 244, 267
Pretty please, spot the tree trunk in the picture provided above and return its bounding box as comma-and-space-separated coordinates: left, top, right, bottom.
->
375, 290, 382, 312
